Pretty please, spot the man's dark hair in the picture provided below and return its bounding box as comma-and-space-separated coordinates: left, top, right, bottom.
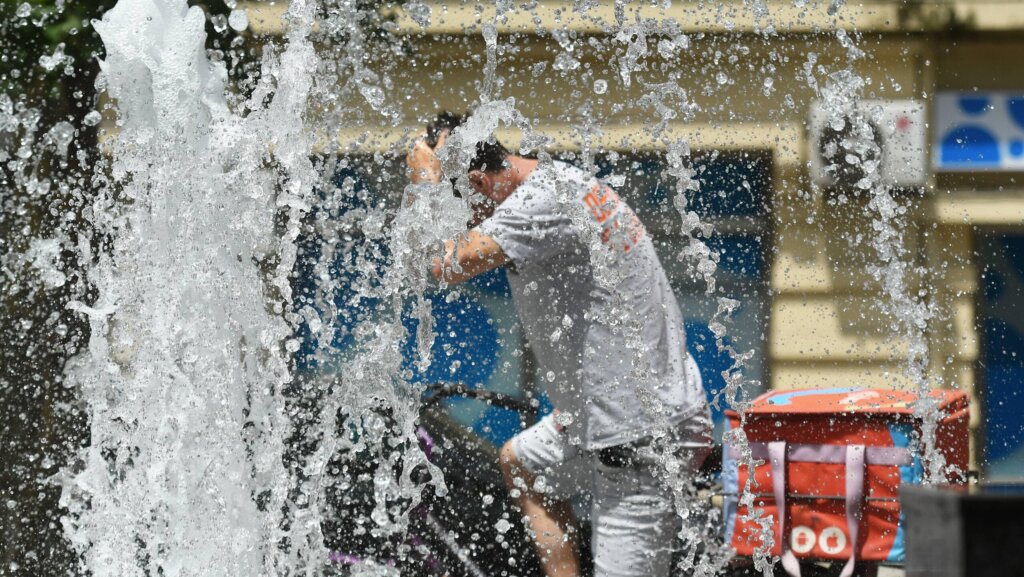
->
426, 111, 510, 173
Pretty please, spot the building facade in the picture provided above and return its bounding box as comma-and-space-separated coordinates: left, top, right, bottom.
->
246, 0, 1024, 478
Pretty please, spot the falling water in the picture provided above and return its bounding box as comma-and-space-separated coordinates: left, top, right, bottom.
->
57, 0, 321, 573
0, 0, 973, 576
812, 54, 951, 485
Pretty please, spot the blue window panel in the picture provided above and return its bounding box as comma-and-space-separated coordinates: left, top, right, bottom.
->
589, 151, 770, 220
685, 320, 737, 427
473, 406, 531, 447
979, 234, 1024, 479
401, 292, 501, 388
687, 152, 771, 219
464, 267, 512, 298
293, 166, 389, 372
983, 360, 1024, 469
706, 235, 765, 280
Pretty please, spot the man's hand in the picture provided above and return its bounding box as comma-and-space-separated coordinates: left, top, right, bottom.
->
407, 131, 447, 184
432, 230, 509, 285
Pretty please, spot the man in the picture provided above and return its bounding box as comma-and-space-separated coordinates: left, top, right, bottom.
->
407, 111, 713, 577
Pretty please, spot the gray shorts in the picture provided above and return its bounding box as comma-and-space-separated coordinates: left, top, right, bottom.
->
511, 413, 713, 577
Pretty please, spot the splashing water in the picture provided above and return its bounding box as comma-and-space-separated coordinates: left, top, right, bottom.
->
813, 52, 950, 485
0, 0, 973, 575
58, 0, 321, 573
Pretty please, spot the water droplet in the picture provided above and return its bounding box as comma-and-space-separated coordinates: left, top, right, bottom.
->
38, 43, 66, 73
657, 39, 676, 59
16, 2, 31, 18
545, 371, 556, 382
593, 79, 607, 94
553, 52, 580, 72
48, 121, 75, 155
716, 72, 729, 85
533, 475, 549, 493
211, 14, 228, 33
494, 519, 512, 533
228, 10, 248, 32
555, 411, 574, 427
359, 84, 385, 110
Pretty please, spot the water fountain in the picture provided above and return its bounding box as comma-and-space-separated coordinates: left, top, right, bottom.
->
0, 1, 972, 576
55, 0, 319, 573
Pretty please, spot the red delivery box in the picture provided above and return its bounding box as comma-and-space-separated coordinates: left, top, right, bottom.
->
722, 387, 969, 574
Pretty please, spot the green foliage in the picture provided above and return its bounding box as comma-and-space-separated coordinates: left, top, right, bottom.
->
1, 0, 117, 125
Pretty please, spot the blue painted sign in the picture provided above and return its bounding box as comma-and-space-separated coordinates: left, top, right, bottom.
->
934, 91, 1024, 171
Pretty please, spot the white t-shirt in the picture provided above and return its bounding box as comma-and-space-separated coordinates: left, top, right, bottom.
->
476, 160, 708, 450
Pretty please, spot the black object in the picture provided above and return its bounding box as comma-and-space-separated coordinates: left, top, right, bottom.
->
699, 443, 723, 477
596, 439, 724, 472
425, 111, 461, 148
323, 393, 545, 577
817, 114, 883, 189
422, 382, 536, 416
902, 483, 1024, 577
597, 442, 642, 468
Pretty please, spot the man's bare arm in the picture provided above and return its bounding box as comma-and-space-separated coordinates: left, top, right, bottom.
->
432, 230, 510, 285
407, 133, 445, 184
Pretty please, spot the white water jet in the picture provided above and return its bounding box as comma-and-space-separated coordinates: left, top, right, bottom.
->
58, 0, 322, 574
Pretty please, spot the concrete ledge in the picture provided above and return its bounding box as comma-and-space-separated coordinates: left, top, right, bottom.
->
771, 362, 978, 427
241, 1, 1024, 37
386, 1, 899, 35
325, 121, 802, 166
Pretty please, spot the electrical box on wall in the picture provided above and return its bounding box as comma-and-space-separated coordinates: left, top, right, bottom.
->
808, 99, 927, 189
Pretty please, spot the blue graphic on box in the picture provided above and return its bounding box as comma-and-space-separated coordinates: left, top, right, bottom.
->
934, 92, 1024, 171
764, 387, 860, 406
885, 422, 924, 563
